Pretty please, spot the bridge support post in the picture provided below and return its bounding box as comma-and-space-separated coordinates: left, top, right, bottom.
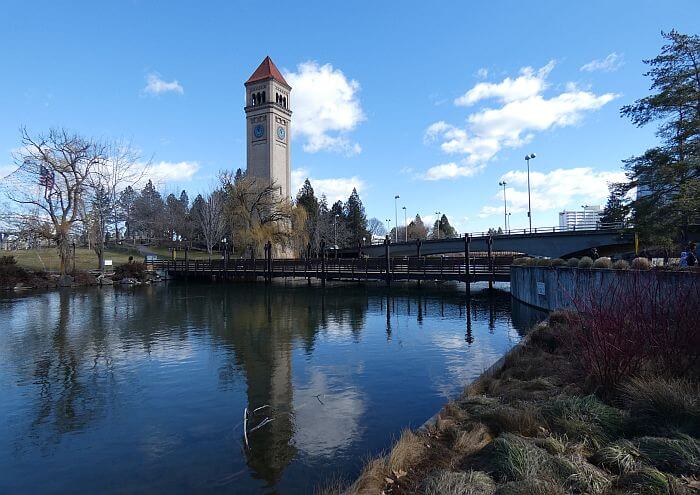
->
464, 234, 471, 296
416, 239, 422, 288
384, 236, 391, 287
184, 246, 189, 282
487, 235, 494, 290
306, 243, 312, 286
320, 240, 326, 287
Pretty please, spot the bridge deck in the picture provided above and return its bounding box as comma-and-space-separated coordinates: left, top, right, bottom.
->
153, 257, 511, 284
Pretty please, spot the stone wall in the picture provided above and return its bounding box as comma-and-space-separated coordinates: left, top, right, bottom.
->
510, 266, 698, 311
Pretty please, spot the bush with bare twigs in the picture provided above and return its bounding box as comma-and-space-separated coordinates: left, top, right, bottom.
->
631, 257, 651, 270
577, 256, 593, 269
592, 257, 612, 268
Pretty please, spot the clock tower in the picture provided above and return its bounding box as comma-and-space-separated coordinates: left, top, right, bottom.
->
245, 56, 292, 200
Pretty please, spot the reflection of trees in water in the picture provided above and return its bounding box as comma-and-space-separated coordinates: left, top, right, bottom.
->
2, 281, 530, 487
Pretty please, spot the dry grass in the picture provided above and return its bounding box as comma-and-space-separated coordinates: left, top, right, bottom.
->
387, 429, 426, 473
452, 422, 492, 455
345, 457, 389, 495
421, 470, 495, 495
591, 439, 643, 474
621, 376, 700, 436
494, 479, 567, 495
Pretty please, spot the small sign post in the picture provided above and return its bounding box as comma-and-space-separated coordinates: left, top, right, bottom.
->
536, 281, 545, 296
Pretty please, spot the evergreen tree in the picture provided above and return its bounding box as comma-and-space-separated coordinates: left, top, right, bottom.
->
296, 179, 319, 249
615, 30, 700, 246
132, 180, 165, 241
600, 189, 627, 225
431, 214, 457, 239
407, 214, 428, 240
117, 185, 138, 241
344, 188, 369, 247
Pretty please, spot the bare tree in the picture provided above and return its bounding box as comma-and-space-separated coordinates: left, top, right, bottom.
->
193, 190, 226, 255
368, 217, 387, 237
5, 128, 107, 275
86, 142, 145, 271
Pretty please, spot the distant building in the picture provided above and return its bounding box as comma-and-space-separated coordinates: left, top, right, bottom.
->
558, 205, 602, 230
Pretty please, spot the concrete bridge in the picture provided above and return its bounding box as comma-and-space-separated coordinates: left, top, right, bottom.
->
352, 226, 635, 259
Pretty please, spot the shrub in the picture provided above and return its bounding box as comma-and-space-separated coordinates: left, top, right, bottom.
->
577, 256, 593, 268
421, 470, 496, 495
113, 261, 147, 282
512, 257, 531, 266
535, 258, 552, 267
0, 257, 29, 288
612, 259, 630, 270
566, 274, 699, 390
631, 257, 652, 270
550, 258, 568, 267
566, 258, 579, 267
592, 257, 612, 268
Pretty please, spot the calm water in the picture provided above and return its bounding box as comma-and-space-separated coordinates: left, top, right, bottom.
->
0, 281, 544, 494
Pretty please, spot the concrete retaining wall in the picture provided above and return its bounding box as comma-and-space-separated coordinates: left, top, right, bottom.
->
510, 266, 698, 311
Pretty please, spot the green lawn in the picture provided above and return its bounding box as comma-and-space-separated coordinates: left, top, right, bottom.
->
6, 247, 140, 272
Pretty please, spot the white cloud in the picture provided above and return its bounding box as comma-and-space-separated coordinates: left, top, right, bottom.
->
580, 53, 624, 72
475, 68, 489, 79
291, 168, 364, 203
145, 161, 200, 183
479, 167, 626, 217
143, 73, 184, 96
424, 62, 617, 178
284, 61, 364, 155
456, 61, 554, 106
423, 161, 484, 181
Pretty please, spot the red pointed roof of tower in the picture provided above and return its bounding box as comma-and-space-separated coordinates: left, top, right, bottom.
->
246, 56, 289, 87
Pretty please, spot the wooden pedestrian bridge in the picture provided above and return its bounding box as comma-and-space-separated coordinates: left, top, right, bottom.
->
151, 254, 512, 286
150, 224, 634, 287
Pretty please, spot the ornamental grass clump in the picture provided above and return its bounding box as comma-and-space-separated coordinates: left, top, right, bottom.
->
621, 376, 700, 436
541, 395, 624, 449
492, 433, 549, 481
636, 434, 700, 475
631, 257, 652, 270
577, 256, 593, 269
591, 439, 643, 474
566, 257, 579, 267
615, 467, 669, 495
592, 256, 612, 268
550, 258, 568, 267
612, 259, 630, 270
421, 470, 496, 495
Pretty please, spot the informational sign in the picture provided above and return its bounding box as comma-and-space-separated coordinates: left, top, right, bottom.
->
104, 259, 113, 266
536, 282, 545, 296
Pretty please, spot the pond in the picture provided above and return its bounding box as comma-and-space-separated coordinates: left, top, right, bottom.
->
0, 281, 544, 494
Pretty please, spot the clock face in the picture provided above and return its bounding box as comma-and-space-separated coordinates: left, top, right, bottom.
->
277, 126, 286, 140
253, 124, 265, 139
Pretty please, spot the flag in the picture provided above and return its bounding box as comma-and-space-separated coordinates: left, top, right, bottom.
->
39, 165, 55, 190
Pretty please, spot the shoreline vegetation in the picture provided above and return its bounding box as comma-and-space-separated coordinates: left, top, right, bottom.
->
324, 298, 699, 494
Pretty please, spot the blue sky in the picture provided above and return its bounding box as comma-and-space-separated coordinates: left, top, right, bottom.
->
1, 0, 698, 233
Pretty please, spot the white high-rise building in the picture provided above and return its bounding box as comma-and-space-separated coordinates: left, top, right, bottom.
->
245, 56, 292, 200
558, 205, 602, 230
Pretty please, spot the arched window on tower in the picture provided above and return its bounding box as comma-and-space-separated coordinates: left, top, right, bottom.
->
276, 93, 279, 104
262, 91, 266, 103
251, 93, 256, 106
283, 96, 287, 109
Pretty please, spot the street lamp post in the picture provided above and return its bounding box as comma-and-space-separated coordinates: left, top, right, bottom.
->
385, 218, 391, 238
394, 195, 400, 243
434, 211, 441, 239
507, 212, 511, 232
525, 153, 536, 232
402, 206, 407, 242
499, 180, 507, 233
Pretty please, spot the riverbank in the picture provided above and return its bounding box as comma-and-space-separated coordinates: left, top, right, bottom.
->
328, 308, 699, 494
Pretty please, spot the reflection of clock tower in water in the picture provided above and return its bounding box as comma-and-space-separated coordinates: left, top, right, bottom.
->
245, 56, 292, 200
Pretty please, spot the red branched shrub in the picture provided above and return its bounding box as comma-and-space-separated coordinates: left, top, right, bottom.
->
560, 272, 699, 391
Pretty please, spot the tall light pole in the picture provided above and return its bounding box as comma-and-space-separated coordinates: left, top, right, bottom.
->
385, 218, 391, 237
402, 206, 407, 242
434, 211, 441, 239
507, 212, 511, 231
499, 180, 507, 232
394, 195, 400, 243
525, 153, 536, 232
